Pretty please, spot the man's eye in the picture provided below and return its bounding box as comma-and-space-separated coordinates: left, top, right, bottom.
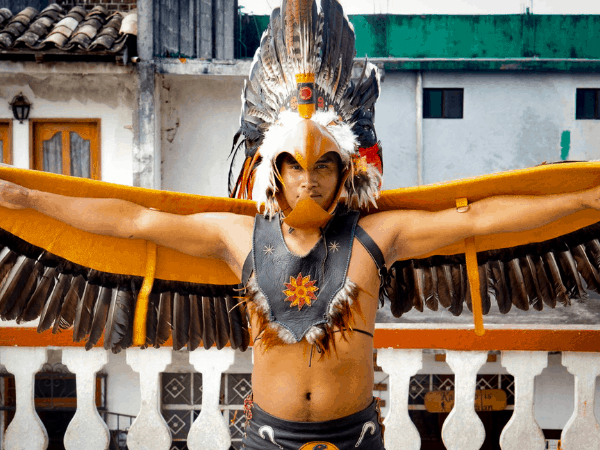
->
291, 164, 302, 170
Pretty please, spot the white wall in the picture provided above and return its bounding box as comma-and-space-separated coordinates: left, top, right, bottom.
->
417, 72, 600, 184
0, 73, 136, 186
160, 75, 246, 197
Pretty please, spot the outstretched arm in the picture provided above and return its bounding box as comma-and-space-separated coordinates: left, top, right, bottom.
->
366, 186, 600, 262
0, 179, 249, 263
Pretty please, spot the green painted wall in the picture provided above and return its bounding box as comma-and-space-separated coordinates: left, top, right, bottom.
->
239, 14, 600, 69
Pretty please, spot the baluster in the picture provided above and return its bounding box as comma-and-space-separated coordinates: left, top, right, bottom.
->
561, 352, 600, 450
499, 351, 548, 450
441, 351, 488, 450
126, 348, 172, 450
62, 348, 109, 450
376, 348, 423, 450
0, 347, 48, 450
187, 347, 235, 450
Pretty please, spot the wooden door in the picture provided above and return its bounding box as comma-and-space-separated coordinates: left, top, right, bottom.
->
31, 121, 100, 179
0, 121, 11, 165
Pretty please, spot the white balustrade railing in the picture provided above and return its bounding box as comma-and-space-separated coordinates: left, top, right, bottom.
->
0, 347, 598, 450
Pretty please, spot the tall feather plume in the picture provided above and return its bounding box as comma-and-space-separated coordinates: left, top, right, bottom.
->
318, 0, 346, 101
0, 256, 35, 319
155, 291, 173, 347
38, 273, 72, 333
188, 294, 203, 351
543, 252, 570, 306
72, 283, 99, 342
283, 0, 317, 74
54, 275, 86, 331
6, 261, 43, 321
172, 293, 190, 351
19, 266, 57, 324
489, 260, 511, 314
201, 296, 216, 349
214, 297, 231, 349
85, 286, 113, 350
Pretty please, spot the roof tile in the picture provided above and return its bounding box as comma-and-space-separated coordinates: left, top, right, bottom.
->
0, 4, 137, 62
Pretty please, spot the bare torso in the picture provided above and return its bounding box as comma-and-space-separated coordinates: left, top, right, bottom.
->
225, 213, 391, 422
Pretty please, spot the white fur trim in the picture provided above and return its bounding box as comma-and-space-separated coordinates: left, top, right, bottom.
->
246, 275, 359, 346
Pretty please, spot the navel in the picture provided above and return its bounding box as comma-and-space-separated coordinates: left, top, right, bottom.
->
306, 392, 311, 401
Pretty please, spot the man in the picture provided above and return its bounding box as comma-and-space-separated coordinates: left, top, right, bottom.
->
1, 1, 600, 449
0, 120, 599, 450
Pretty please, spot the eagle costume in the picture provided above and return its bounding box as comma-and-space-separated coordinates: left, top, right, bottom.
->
0, 0, 600, 356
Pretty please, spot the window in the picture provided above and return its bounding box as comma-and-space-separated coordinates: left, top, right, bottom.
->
0, 121, 12, 164
576, 89, 600, 120
31, 120, 100, 179
423, 89, 464, 119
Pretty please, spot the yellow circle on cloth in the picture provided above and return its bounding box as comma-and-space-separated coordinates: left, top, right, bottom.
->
299, 442, 340, 450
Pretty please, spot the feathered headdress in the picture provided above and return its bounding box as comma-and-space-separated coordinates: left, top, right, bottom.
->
228, 0, 383, 226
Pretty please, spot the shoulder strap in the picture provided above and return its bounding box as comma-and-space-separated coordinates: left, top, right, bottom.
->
355, 225, 386, 274
355, 225, 388, 307
241, 251, 253, 287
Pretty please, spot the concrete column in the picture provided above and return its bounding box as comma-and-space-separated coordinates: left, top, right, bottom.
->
442, 351, 488, 450
1, 347, 48, 450
135, 0, 157, 189
377, 348, 423, 450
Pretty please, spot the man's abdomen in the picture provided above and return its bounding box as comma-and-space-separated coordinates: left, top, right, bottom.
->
251, 333, 375, 422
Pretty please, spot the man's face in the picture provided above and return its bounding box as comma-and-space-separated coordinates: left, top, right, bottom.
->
277, 119, 342, 213
279, 152, 341, 211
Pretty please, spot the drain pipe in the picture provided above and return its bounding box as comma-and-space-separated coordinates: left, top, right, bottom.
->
416, 70, 424, 186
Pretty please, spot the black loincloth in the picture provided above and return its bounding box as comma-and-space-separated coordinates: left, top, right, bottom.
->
241, 395, 386, 450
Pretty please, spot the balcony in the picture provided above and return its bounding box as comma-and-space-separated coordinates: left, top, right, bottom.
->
0, 324, 598, 450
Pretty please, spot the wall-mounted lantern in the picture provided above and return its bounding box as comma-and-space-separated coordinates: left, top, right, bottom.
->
9, 93, 32, 124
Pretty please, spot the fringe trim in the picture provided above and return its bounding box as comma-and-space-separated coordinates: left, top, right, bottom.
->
246, 276, 364, 361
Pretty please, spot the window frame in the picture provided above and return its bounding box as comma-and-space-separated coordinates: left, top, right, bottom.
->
29, 119, 101, 179
423, 88, 464, 119
0, 120, 13, 165
575, 88, 600, 120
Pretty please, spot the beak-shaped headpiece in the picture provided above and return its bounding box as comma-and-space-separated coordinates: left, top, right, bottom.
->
229, 0, 383, 228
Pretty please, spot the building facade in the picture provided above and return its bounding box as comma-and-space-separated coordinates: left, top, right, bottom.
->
1, 3, 600, 449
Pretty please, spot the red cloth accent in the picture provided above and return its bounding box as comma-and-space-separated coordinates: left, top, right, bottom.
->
359, 143, 383, 174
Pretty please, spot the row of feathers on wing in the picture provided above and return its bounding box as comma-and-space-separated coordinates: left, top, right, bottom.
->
1, 220, 600, 352
0, 228, 249, 353
386, 222, 600, 318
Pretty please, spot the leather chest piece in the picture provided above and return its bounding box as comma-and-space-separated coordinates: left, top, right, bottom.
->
252, 210, 360, 342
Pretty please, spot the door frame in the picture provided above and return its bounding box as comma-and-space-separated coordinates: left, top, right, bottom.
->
0, 120, 12, 165
29, 119, 101, 179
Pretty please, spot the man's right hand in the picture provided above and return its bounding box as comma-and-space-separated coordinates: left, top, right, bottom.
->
0, 180, 31, 210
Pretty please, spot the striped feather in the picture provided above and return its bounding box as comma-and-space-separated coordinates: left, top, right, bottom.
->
72, 283, 99, 342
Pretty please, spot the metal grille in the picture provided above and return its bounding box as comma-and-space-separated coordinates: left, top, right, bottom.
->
161, 372, 252, 450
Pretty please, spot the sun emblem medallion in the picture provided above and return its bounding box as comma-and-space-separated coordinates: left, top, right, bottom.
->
283, 273, 319, 310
